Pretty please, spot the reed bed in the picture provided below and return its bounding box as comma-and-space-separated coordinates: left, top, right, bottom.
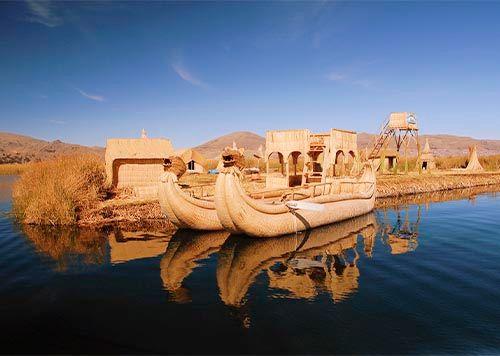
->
12, 154, 107, 225
376, 172, 500, 198
0, 163, 31, 175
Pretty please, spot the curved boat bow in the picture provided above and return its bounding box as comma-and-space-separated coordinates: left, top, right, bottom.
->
158, 171, 223, 230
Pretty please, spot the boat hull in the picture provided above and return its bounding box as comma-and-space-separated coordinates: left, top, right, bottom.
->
215, 165, 376, 237
158, 172, 223, 231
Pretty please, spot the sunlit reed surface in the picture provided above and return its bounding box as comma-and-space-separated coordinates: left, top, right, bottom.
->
1, 175, 500, 354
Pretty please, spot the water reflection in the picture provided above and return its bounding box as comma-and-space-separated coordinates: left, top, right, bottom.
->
109, 228, 170, 264
160, 230, 229, 303
378, 206, 421, 254
216, 213, 377, 306
22, 225, 107, 271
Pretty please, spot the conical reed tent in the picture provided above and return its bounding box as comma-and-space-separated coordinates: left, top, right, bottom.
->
465, 145, 484, 171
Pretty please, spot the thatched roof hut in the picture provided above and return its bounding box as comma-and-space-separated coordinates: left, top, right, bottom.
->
175, 148, 207, 173
105, 135, 174, 198
417, 139, 436, 171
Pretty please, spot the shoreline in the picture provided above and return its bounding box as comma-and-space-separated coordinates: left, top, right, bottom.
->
77, 171, 500, 228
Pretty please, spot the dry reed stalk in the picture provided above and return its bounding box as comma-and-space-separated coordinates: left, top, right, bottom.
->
12, 154, 107, 225
376, 172, 500, 198
0, 163, 31, 175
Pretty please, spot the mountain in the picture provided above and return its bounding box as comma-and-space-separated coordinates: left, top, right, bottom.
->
357, 133, 500, 156
195, 131, 265, 158
0, 132, 104, 164
196, 131, 500, 158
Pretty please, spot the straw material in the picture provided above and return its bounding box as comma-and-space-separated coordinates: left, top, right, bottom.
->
158, 171, 222, 230
214, 163, 376, 237
465, 145, 484, 171
163, 156, 187, 178
221, 147, 246, 170
105, 137, 174, 188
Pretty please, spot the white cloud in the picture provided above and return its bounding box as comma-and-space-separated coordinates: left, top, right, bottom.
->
76, 88, 105, 102
26, 0, 63, 27
171, 62, 207, 88
326, 72, 345, 81
326, 71, 373, 89
49, 119, 66, 125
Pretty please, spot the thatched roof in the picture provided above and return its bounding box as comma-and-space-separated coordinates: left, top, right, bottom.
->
175, 148, 207, 166
419, 139, 435, 161
105, 137, 174, 185
106, 138, 173, 160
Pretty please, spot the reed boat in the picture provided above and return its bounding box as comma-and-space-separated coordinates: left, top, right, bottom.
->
158, 171, 223, 230
215, 163, 376, 238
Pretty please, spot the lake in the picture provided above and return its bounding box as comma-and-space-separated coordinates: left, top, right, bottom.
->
1, 175, 500, 354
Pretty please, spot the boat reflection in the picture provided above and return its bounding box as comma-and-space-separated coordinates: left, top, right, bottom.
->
160, 230, 230, 303
216, 213, 377, 306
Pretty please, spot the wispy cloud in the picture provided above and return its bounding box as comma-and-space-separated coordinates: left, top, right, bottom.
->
326, 71, 373, 89
75, 88, 105, 102
171, 62, 207, 88
26, 0, 63, 27
326, 72, 345, 81
49, 119, 66, 125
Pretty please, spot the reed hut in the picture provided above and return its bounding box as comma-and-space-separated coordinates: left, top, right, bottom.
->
465, 145, 484, 171
372, 149, 398, 173
105, 132, 174, 198
417, 139, 436, 171
264, 128, 358, 188
175, 148, 207, 173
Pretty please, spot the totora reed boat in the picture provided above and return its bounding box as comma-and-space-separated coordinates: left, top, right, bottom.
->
214, 162, 376, 237
158, 170, 222, 230
159, 129, 376, 236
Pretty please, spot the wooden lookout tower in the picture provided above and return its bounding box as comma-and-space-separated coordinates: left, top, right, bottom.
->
369, 112, 420, 170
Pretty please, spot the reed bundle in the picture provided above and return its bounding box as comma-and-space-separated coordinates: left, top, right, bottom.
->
163, 156, 187, 178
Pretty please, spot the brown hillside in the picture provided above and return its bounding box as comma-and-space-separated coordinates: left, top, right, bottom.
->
195, 131, 265, 158
0, 132, 104, 164
358, 132, 500, 156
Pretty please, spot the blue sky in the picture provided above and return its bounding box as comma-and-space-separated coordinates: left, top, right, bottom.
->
1, 1, 499, 148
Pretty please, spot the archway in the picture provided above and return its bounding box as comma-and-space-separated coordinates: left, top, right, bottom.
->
288, 151, 304, 187
267, 152, 285, 176
345, 150, 356, 173
334, 150, 346, 177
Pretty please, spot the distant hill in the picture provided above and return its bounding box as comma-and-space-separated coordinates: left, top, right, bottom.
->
195, 131, 265, 158
358, 133, 500, 156
0, 132, 104, 164
196, 131, 500, 158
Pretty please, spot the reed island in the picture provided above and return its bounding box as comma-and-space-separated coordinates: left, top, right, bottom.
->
6, 113, 500, 231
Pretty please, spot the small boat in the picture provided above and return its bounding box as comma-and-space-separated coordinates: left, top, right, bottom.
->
158, 171, 223, 230
214, 162, 376, 238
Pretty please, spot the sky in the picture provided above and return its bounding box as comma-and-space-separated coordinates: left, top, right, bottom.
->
1, 1, 500, 148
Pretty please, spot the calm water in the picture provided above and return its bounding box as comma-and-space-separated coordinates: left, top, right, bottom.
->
1, 175, 500, 354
